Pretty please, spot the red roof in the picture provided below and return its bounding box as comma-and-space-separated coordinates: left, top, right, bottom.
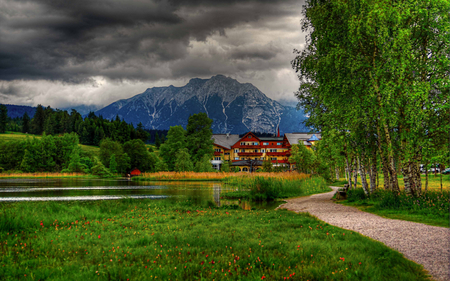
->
130, 168, 141, 176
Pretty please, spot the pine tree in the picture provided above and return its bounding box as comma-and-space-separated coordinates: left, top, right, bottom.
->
0, 104, 7, 133
31, 105, 45, 134
155, 132, 161, 148
22, 112, 30, 133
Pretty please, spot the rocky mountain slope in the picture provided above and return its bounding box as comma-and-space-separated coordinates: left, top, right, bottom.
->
95, 75, 307, 134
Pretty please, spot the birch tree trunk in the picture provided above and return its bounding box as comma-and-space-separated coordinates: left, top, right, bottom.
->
358, 155, 369, 195
335, 166, 340, 181
369, 152, 377, 194
353, 158, 358, 189
345, 156, 352, 188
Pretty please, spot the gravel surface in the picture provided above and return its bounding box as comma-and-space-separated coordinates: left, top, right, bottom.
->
277, 186, 450, 281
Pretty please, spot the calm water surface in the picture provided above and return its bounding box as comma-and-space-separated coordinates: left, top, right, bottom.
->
0, 178, 281, 210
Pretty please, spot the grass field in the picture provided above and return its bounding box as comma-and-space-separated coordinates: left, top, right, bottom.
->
335, 182, 449, 227
0, 199, 428, 280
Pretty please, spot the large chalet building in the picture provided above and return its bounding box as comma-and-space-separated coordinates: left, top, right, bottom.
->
211, 132, 321, 172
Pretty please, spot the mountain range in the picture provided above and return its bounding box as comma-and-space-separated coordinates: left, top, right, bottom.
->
95, 75, 307, 134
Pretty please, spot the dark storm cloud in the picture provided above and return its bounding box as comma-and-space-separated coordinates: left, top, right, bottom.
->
0, 0, 301, 83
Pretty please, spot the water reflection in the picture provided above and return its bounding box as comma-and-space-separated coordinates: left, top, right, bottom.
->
0, 178, 282, 210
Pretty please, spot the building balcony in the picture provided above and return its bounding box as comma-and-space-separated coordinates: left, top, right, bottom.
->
214, 151, 222, 156
237, 152, 263, 156
266, 152, 289, 156
272, 160, 289, 164
234, 144, 261, 148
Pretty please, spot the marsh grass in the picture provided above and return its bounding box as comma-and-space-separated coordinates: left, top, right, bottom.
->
341, 188, 450, 227
0, 200, 428, 280
135, 171, 311, 182
224, 176, 331, 201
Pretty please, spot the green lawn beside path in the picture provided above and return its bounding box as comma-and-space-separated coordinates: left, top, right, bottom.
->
0, 200, 428, 280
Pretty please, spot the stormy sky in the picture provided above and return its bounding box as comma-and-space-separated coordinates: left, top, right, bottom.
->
0, 0, 306, 109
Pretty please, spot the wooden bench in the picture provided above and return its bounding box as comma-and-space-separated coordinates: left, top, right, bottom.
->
336, 184, 349, 199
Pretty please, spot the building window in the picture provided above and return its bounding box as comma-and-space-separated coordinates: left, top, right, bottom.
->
234, 149, 238, 153
254, 142, 258, 145
248, 136, 251, 138
270, 149, 277, 152
263, 142, 268, 145
234, 157, 239, 160
240, 142, 244, 146
254, 149, 258, 152
277, 142, 282, 145
261, 149, 265, 153
271, 157, 277, 160
214, 157, 221, 160
260, 157, 264, 160
214, 148, 221, 152
225, 152, 230, 155
243, 167, 248, 171
241, 157, 245, 160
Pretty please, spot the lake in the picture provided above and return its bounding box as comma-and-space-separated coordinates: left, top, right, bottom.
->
0, 178, 281, 210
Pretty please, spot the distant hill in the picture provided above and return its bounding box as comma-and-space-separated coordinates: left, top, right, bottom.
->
95, 75, 308, 134
2, 104, 36, 119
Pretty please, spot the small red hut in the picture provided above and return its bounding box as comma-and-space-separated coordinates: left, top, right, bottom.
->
129, 168, 142, 177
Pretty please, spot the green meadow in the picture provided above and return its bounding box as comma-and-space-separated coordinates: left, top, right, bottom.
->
0, 199, 428, 280
0, 131, 100, 156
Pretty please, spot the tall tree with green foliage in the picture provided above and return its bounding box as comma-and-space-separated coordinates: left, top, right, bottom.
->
174, 148, 194, 172
186, 113, 214, 163
220, 158, 231, 172
262, 159, 273, 172
64, 145, 87, 173
292, 0, 450, 195
0, 104, 7, 133
99, 138, 130, 173
289, 144, 314, 174
109, 154, 117, 174
123, 139, 156, 172
91, 157, 112, 178
159, 126, 187, 170
194, 154, 215, 172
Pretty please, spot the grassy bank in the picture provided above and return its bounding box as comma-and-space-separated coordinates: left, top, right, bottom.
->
0, 199, 428, 280
338, 188, 449, 227
223, 176, 331, 201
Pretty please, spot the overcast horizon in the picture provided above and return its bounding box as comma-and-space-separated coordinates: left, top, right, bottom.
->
0, 0, 306, 109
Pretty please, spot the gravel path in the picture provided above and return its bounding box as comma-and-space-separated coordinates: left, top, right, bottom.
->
277, 186, 450, 281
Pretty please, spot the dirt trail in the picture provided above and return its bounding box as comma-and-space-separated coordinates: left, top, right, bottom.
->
278, 187, 450, 281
